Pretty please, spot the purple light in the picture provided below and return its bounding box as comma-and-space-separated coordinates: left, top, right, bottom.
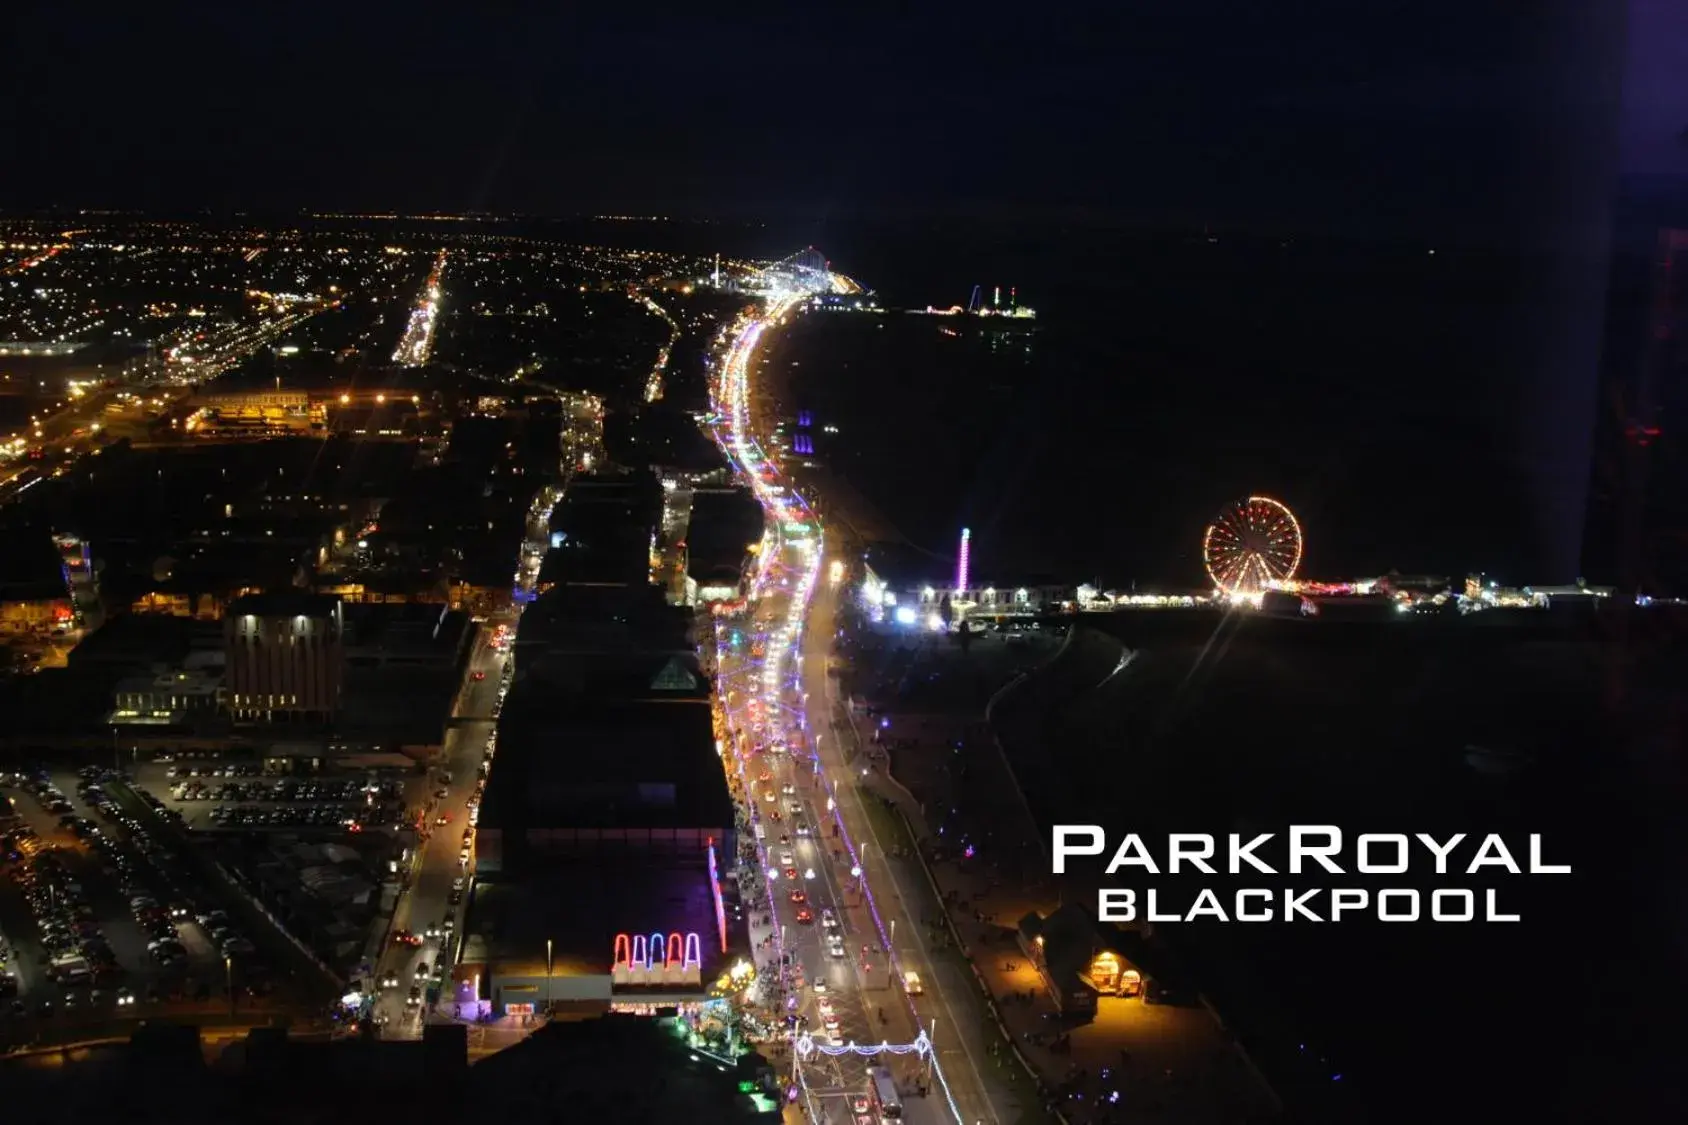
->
707, 841, 729, 953
955, 527, 971, 593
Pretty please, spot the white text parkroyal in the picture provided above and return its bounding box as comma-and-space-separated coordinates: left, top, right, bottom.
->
1051, 827, 1572, 877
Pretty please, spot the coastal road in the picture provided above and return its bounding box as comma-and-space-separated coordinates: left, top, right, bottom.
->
800, 576, 1011, 1125
711, 282, 998, 1125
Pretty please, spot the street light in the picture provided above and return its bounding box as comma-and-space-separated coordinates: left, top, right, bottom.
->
225, 955, 234, 1016
546, 938, 553, 1016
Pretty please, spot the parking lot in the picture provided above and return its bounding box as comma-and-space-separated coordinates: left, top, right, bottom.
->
128, 759, 409, 833
0, 765, 290, 1045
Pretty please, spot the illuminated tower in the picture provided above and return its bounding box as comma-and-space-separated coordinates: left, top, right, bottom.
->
955, 528, 971, 594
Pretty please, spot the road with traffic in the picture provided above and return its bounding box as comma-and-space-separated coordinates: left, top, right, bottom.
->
369, 489, 554, 1036
366, 630, 505, 1035
710, 288, 1001, 1125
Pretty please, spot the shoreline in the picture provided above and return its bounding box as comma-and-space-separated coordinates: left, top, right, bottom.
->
762, 298, 1278, 1119
753, 319, 910, 551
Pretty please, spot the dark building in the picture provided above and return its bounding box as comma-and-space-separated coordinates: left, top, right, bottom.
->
475, 653, 727, 869
549, 469, 663, 544
0, 1017, 778, 1123
224, 593, 345, 722
686, 487, 763, 599
461, 651, 737, 1012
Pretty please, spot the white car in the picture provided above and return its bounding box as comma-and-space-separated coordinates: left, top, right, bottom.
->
778, 850, 795, 867
781, 784, 796, 796
820, 909, 838, 929
827, 941, 846, 960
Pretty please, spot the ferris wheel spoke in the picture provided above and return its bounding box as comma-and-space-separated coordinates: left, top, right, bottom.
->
1203, 495, 1302, 596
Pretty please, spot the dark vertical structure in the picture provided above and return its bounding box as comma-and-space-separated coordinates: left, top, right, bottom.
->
1494, 4, 1630, 581
1583, 0, 1688, 592
1588, 217, 1688, 592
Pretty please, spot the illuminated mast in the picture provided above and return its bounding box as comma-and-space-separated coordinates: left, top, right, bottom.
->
956, 528, 971, 593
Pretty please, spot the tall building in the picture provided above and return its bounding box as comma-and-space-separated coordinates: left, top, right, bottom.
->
224, 593, 344, 722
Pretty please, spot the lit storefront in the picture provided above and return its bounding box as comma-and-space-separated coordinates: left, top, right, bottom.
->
1017, 904, 1146, 1021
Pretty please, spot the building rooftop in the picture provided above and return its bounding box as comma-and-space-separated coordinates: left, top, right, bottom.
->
479, 662, 725, 833
227, 591, 343, 620
549, 472, 662, 538
337, 665, 458, 747
68, 614, 223, 673
686, 488, 762, 578
513, 583, 692, 657
461, 862, 723, 978
342, 602, 472, 667
537, 530, 651, 588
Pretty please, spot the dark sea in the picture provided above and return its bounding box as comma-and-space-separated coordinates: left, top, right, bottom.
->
750, 222, 1674, 1122
766, 221, 1599, 590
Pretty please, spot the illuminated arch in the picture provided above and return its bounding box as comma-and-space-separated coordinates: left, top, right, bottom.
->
632, 934, 648, 969
613, 933, 632, 968
648, 932, 665, 970
683, 932, 702, 968
666, 933, 685, 968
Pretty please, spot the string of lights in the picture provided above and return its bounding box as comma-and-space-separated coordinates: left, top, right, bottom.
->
795, 1030, 932, 1058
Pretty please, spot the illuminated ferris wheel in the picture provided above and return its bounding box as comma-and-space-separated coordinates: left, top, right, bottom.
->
1202, 495, 1303, 595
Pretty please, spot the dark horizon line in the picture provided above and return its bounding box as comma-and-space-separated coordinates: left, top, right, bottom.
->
0, 200, 1617, 258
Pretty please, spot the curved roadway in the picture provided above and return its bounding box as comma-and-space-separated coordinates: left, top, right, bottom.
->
711, 292, 1003, 1125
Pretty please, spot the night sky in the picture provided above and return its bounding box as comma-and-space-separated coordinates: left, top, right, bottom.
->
1, 3, 1679, 234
